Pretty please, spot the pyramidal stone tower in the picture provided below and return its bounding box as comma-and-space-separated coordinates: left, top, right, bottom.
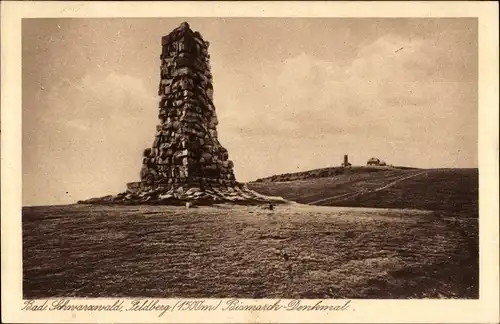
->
131, 22, 237, 190
81, 22, 285, 205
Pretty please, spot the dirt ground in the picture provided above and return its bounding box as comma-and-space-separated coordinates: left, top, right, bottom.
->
22, 203, 478, 299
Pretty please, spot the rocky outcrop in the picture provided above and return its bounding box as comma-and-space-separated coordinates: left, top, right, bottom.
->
79, 184, 286, 206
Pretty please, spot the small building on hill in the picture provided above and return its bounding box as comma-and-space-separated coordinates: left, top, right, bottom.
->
367, 157, 387, 166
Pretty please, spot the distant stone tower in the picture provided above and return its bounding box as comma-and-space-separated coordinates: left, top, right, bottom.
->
130, 22, 237, 191
341, 154, 351, 168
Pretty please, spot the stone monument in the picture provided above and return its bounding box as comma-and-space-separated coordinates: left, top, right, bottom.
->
80, 22, 285, 205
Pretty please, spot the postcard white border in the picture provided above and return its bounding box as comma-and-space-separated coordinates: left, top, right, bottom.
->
2, 1, 499, 323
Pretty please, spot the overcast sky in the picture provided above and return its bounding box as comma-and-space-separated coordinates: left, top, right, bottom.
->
22, 18, 477, 206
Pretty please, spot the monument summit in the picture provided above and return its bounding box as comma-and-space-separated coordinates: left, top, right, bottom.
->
81, 22, 285, 205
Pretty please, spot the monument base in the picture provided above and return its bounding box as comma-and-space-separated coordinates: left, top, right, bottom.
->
78, 181, 288, 206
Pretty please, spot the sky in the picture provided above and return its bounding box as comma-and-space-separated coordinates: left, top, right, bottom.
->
22, 18, 478, 206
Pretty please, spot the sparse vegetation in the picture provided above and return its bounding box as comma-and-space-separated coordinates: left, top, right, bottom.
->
22, 168, 478, 299
23, 206, 477, 298
249, 168, 478, 215
253, 166, 417, 183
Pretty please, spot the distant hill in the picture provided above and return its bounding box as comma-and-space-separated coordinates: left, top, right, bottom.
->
248, 168, 478, 216
252, 166, 419, 183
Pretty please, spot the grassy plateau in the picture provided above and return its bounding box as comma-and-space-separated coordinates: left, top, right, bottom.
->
23, 167, 478, 299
